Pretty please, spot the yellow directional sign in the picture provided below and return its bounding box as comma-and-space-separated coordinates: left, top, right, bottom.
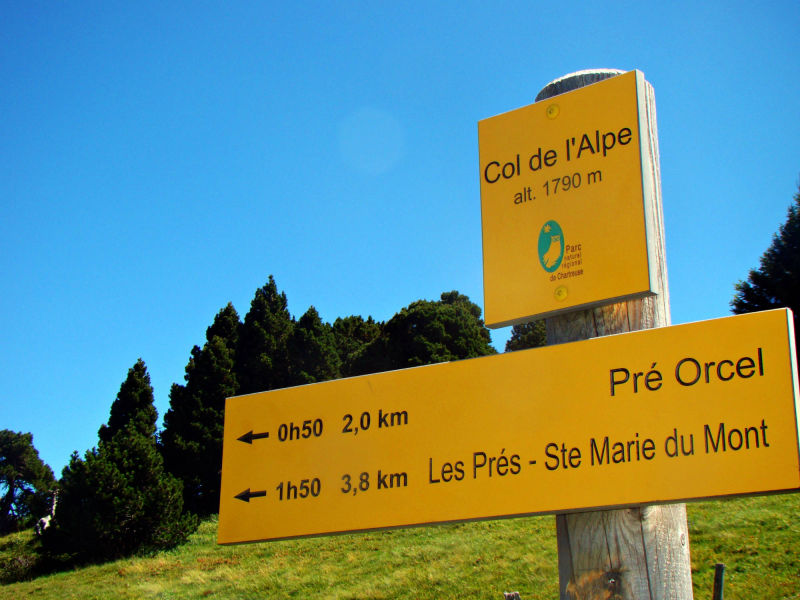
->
478, 70, 659, 327
218, 309, 799, 545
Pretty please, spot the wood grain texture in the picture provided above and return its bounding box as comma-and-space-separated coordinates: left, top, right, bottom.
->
539, 70, 693, 600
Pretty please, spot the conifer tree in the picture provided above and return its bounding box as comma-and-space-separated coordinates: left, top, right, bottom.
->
732, 187, 800, 348
161, 303, 241, 515
236, 276, 294, 394
332, 315, 382, 377
504, 320, 547, 352
205, 301, 241, 348
45, 360, 197, 561
287, 306, 341, 385
98, 358, 157, 443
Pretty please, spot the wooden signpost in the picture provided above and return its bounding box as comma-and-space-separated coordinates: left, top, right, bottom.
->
531, 69, 685, 600
218, 69, 800, 600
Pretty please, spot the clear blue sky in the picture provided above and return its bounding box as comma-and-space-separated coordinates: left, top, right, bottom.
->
2, 1, 798, 476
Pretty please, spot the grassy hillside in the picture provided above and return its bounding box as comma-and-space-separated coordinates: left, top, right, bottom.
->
1, 493, 798, 599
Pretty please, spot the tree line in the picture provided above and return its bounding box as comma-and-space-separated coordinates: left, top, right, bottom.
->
2, 182, 797, 566
158, 280, 498, 520
2, 281, 502, 564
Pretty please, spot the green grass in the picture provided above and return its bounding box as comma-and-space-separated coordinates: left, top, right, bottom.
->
2, 494, 798, 599
688, 494, 800, 599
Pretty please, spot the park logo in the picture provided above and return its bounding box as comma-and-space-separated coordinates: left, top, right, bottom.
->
538, 220, 565, 273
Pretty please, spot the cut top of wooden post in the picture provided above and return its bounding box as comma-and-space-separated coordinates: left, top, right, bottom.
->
538, 70, 693, 600
535, 68, 625, 102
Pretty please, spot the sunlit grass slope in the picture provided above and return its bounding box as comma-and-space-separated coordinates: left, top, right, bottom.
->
2, 494, 798, 599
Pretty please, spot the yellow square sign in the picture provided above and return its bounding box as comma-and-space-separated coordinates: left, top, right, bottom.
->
479, 70, 659, 327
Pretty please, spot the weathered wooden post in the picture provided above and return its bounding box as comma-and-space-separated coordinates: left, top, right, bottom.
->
536, 70, 693, 600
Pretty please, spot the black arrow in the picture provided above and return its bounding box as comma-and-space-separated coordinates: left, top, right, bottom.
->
235, 488, 267, 502
237, 430, 270, 444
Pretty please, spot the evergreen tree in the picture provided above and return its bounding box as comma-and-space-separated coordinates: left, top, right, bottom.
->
45, 360, 197, 562
353, 291, 496, 374
236, 276, 294, 394
505, 320, 547, 352
332, 315, 382, 377
204, 301, 241, 348
161, 303, 241, 515
731, 187, 800, 348
287, 306, 341, 385
0, 431, 55, 533
98, 358, 157, 443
